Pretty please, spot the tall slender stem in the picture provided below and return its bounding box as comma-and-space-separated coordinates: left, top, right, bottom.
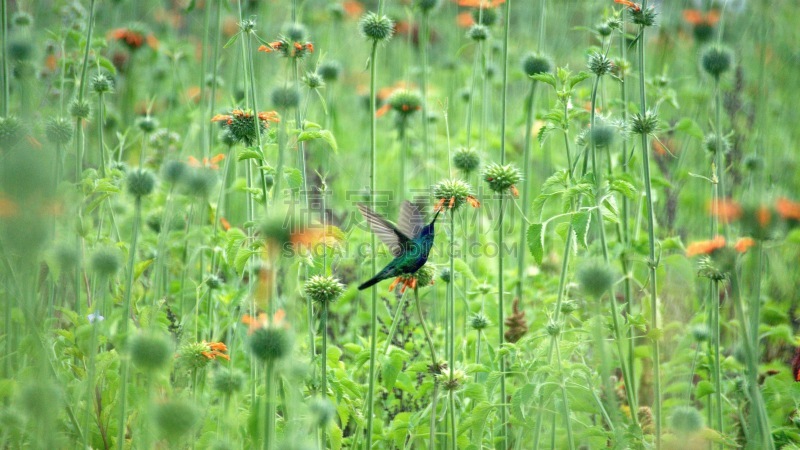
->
497, 195, 507, 448
1, 0, 9, 116
448, 211, 456, 450
516, 80, 537, 302
635, 4, 662, 445
365, 40, 379, 450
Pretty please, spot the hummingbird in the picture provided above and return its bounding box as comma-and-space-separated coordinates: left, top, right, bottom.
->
357, 201, 440, 290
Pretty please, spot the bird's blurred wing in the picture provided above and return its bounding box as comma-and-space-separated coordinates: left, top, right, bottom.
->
358, 204, 409, 257
397, 200, 426, 239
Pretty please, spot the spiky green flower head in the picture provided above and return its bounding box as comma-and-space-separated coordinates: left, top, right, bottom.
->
249, 323, 293, 363
129, 332, 174, 373
309, 397, 336, 427
743, 154, 764, 173
304, 275, 345, 305
181, 167, 218, 198
691, 324, 710, 342
212, 367, 245, 395
416, 0, 441, 13
211, 108, 280, 146
54, 243, 80, 271
439, 267, 452, 283
589, 119, 617, 148
90, 246, 121, 278
701, 45, 733, 80
472, 7, 498, 26
469, 312, 490, 331
136, 115, 159, 134
149, 128, 180, 152
703, 133, 730, 155
521, 53, 553, 77
303, 71, 324, 90
272, 86, 301, 109
12, 11, 33, 28
317, 60, 342, 83
545, 321, 562, 337
596, 17, 621, 37
630, 4, 657, 27
560, 301, 577, 315
388, 90, 423, 117
155, 399, 200, 441
206, 274, 222, 290
577, 259, 615, 298
467, 24, 490, 42
0, 116, 25, 148
669, 406, 704, 435
126, 168, 156, 198
69, 99, 91, 120
483, 162, 522, 196
45, 116, 73, 145
453, 147, 481, 175
359, 12, 395, 43
397, 263, 437, 289
437, 367, 467, 391
285, 22, 308, 41
90, 72, 115, 95
588, 51, 613, 77
433, 178, 476, 211
629, 110, 659, 136
161, 160, 188, 185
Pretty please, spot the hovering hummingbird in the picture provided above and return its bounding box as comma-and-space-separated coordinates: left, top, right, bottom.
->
357, 201, 440, 290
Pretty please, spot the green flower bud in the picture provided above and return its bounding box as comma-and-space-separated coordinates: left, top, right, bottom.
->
304, 275, 345, 305
161, 160, 188, 185
155, 399, 200, 440
437, 367, 467, 391
577, 260, 615, 298
467, 24, 489, 41
703, 133, 730, 155
303, 71, 324, 90
272, 86, 301, 109
433, 178, 475, 211
285, 22, 308, 42
521, 53, 553, 77
0, 116, 24, 148
69, 99, 91, 119
439, 267, 452, 283
249, 326, 292, 362
181, 167, 218, 198
388, 90, 422, 117
416, 0, 441, 13
317, 60, 342, 83
126, 168, 156, 198
12, 11, 34, 28
212, 368, 245, 395
545, 321, 561, 337
453, 147, 480, 175
90, 246, 121, 277
669, 406, 704, 435
691, 324, 710, 342
469, 312, 490, 331
701, 46, 733, 79
588, 51, 613, 77
90, 73, 114, 94
308, 397, 336, 427
472, 7, 497, 26
631, 5, 657, 27
359, 12, 394, 42
590, 121, 617, 148
45, 117, 74, 145
136, 115, 159, 133
629, 110, 659, 136
129, 332, 174, 372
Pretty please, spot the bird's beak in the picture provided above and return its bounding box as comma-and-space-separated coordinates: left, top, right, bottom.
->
432, 208, 441, 222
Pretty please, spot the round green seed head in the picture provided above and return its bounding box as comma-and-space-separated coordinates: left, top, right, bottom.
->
453, 147, 480, 174
181, 167, 218, 198
590, 122, 617, 148
469, 312, 490, 331
249, 326, 292, 362
90, 246, 121, 277
12, 11, 34, 27
129, 332, 173, 372
285, 22, 308, 41
155, 400, 200, 440
212, 368, 245, 395
703, 133, 730, 155
359, 12, 394, 42
483, 162, 522, 193
433, 178, 474, 211
45, 117, 73, 145
90, 73, 114, 94
472, 7, 498, 26
317, 60, 342, 82
467, 24, 489, 41
669, 406, 704, 435
309, 397, 336, 427
0, 116, 25, 148
69, 99, 91, 120
521, 53, 553, 77
126, 168, 156, 198
588, 51, 613, 76
577, 260, 615, 298
701, 46, 733, 79
161, 160, 188, 185
272, 86, 301, 109
629, 111, 659, 136
136, 116, 159, 133
303, 71, 324, 89
388, 90, 423, 117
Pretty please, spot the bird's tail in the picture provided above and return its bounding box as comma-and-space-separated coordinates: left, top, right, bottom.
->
358, 275, 383, 291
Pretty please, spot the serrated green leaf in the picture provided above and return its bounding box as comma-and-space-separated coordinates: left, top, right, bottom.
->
511, 383, 536, 422
571, 211, 591, 248
234, 248, 259, 276
527, 223, 545, 265
238, 148, 263, 161
284, 167, 303, 192
381, 351, 404, 390
674, 117, 704, 140
329, 423, 343, 450
532, 73, 557, 88
609, 179, 637, 199
568, 71, 591, 89
298, 129, 338, 152
695, 380, 715, 398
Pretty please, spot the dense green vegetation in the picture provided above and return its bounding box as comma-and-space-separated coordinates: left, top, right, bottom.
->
2, 0, 800, 448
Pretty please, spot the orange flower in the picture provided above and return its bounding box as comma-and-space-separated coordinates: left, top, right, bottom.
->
686, 236, 726, 257
682, 9, 720, 26
109, 28, 158, 50
466, 196, 481, 208
258, 41, 283, 53
201, 341, 230, 361
734, 237, 755, 253
375, 103, 391, 118
777, 198, 800, 221
456, 0, 506, 8
509, 185, 519, 198
188, 153, 225, 169
457, 12, 475, 28
614, 0, 641, 11
242, 310, 287, 335
756, 206, 772, 228
220, 217, 231, 231
709, 199, 742, 223
342, 0, 364, 18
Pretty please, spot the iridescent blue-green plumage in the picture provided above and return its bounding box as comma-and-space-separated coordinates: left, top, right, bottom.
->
358, 201, 439, 290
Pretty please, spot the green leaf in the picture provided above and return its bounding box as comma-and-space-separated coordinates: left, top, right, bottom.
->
695, 380, 715, 399
609, 179, 637, 200
531, 73, 557, 88
674, 117, 704, 140
97, 56, 117, 76
571, 211, 591, 249
527, 223, 545, 265
568, 71, 591, 89
381, 351, 404, 390
234, 248, 259, 276
329, 423, 343, 450
225, 228, 247, 267
223, 31, 241, 49
284, 167, 303, 192
238, 147, 263, 161
511, 383, 536, 422
469, 402, 494, 447
297, 129, 338, 152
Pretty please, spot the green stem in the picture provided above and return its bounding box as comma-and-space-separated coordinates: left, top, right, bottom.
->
516, 80, 537, 302
635, 7, 662, 446
1, 0, 8, 116
448, 210, 456, 450
264, 360, 276, 450
420, 11, 431, 189
365, 39, 379, 450
497, 195, 507, 448
414, 286, 439, 449
116, 196, 143, 448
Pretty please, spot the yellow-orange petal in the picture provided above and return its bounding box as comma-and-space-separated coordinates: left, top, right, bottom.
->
777, 198, 800, 220
388, 277, 401, 292
220, 217, 231, 231
682, 9, 703, 25
734, 237, 755, 253
466, 196, 481, 208
375, 103, 391, 118
686, 236, 726, 257
210, 114, 231, 122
